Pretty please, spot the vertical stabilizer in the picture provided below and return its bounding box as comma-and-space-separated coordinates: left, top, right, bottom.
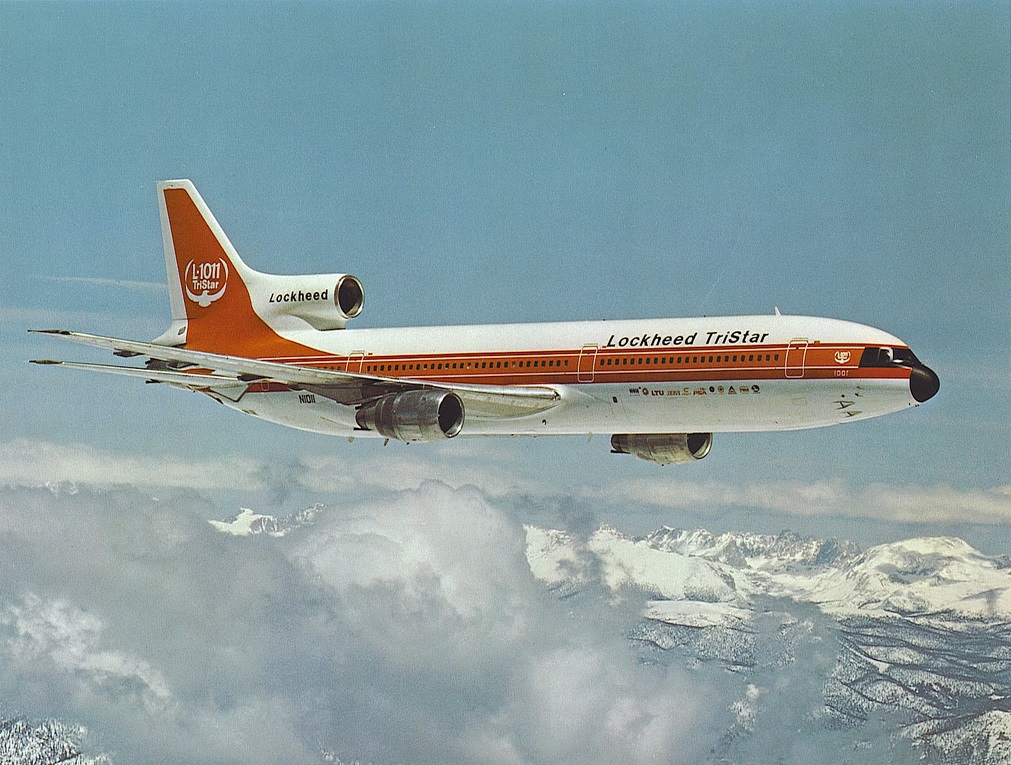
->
151, 180, 313, 357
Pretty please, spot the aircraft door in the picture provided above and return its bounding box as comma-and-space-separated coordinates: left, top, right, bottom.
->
785, 339, 808, 378
345, 351, 365, 373
577, 344, 598, 382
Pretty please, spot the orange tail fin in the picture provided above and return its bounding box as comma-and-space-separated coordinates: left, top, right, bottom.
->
153, 180, 363, 358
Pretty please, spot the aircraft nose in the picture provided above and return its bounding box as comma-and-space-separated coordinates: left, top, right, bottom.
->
909, 364, 940, 403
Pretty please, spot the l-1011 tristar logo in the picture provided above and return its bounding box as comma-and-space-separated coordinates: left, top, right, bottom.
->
184, 258, 228, 308
834, 351, 852, 364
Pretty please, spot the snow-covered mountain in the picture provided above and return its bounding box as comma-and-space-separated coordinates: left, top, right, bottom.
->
527, 524, 1011, 764
529, 525, 1011, 617
0, 716, 110, 765
209, 503, 324, 537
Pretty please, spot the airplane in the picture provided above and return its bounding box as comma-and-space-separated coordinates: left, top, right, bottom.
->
30, 180, 939, 465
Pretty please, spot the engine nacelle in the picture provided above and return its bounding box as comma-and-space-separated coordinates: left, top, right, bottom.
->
610, 433, 713, 465
356, 390, 465, 442
253, 273, 364, 330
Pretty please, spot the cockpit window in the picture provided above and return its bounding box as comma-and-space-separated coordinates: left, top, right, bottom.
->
859, 346, 921, 368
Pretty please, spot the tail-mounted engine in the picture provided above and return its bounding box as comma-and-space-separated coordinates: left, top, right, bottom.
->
253, 273, 364, 330
610, 432, 713, 465
356, 390, 465, 442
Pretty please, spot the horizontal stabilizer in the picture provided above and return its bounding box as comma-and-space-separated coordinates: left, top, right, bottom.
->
29, 358, 244, 388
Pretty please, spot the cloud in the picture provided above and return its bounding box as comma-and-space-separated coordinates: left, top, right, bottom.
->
0, 485, 313, 764
6, 438, 1009, 529
588, 478, 1011, 526
2, 594, 171, 712
0, 439, 270, 492
0, 481, 737, 765
0, 439, 549, 502
500, 645, 710, 765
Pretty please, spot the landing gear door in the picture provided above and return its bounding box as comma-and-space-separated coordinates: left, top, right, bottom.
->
785, 339, 808, 379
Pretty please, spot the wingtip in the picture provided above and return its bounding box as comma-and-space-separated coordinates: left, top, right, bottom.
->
29, 359, 62, 365
28, 329, 71, 335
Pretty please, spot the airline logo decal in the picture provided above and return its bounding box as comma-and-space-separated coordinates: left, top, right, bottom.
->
184, 258, 229, 308
834, 351, 852, 365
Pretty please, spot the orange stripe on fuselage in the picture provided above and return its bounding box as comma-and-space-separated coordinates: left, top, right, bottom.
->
243, 343, 909, 389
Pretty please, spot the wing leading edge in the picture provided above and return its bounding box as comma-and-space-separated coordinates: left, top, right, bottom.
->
29, 329, 562, 419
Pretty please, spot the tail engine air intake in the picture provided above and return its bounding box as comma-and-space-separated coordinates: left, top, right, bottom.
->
356, 390, 465, 442
610, 432, 713, 465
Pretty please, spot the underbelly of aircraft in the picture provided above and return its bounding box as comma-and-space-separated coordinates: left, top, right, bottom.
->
206, 376, 916, 439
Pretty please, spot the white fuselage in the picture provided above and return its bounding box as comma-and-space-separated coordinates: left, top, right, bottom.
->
208, 313, 921, 438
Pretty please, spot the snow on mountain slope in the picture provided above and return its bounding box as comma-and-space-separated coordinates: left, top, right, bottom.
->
209, 503, 324, 537
0, 716, 110, 764
587, 526, 738, 603
799, 536, 1011, 618
528, 524, 1011, 620
525, 523, 1011, 764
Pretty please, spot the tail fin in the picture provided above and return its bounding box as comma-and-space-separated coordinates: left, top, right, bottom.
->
154, 179, 268, 352
153, 180, 362, 357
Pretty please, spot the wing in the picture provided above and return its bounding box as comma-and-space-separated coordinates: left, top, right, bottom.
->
29, 330, 562, 419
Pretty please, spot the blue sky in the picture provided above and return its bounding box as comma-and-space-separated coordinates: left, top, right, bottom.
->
3, 1, 1009, 545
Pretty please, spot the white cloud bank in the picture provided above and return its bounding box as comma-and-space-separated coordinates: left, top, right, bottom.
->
0, 440, 269, 492
3, 439, 1009, 527
0, 482, 731, 765
591, 478, 1011, 525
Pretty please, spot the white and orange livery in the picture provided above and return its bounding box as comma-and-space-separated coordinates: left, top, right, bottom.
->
32, 180, 939, 464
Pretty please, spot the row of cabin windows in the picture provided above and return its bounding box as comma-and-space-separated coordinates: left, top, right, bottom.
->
600, 353, 780, 367
364, 359, 571, 374
347, 354, 786, 374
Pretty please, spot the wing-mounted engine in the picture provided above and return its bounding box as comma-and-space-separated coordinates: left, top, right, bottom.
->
356, 390, 465, 442
251, 273, 364, 330
610, 432, 713, 465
